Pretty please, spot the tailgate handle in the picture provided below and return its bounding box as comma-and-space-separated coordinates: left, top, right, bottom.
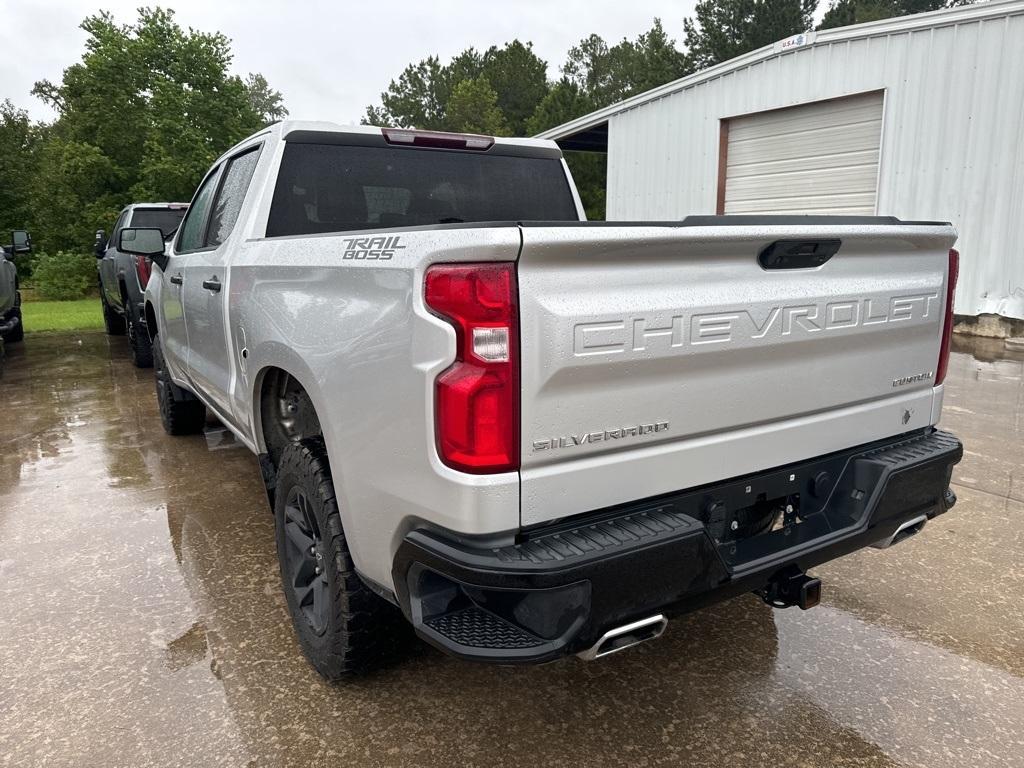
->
758, 239, 841, 270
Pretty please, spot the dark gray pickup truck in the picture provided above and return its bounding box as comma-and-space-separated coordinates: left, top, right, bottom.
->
95, 203, 187, 367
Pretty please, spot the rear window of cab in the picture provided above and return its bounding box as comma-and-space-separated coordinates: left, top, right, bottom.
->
266, 143, 578, 237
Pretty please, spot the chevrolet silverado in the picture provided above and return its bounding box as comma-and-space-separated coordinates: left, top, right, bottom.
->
121, 122, 963, 678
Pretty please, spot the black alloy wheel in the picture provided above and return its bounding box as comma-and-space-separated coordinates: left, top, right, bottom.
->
281, 486, 331, 635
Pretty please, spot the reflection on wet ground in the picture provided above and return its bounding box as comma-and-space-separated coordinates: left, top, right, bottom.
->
1, 333, 1022, 767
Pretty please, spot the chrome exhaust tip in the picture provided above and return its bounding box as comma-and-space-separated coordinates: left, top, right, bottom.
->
577, 614, 668, 661
872, 514, 928, 549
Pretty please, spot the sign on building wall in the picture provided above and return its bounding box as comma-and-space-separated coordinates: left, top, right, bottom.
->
775, 32, 816, 53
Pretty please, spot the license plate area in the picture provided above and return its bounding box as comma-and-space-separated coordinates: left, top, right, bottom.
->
605, 443, 883, 571
699, 452, 866, 567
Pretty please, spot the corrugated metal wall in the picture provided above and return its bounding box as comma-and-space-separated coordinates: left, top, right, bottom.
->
605, 8, 1024, 319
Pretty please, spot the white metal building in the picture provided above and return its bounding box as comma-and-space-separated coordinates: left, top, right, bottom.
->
537, 0, 1024, 322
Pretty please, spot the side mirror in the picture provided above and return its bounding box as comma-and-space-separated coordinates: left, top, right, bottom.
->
119, 228, 170, 272
94, 229, 107, 258
11, 230, 31, 254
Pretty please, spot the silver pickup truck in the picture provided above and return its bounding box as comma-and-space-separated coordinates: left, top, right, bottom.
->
122, 122, 963, 679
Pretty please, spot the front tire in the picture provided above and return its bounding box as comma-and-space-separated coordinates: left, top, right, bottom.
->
153, 334, 206, 435
127, 314, 153, 368
274, 437, 413, 679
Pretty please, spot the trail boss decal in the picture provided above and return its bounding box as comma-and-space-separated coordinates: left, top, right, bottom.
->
343, 236, 406, 260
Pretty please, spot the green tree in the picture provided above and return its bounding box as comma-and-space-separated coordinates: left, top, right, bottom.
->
683, 0, 817, 70
818, 0, 900, 27
446, 78, 509, 135
244, 73, 289, 124
817, 0, 970, 29
526, 79, 595, 136
0, 100, 43, 240
610, 20, 691, 98
365, 56, 452, 129
526, 79, 605, 221
364, 41, 549, 134
479, 41, 549, 134
534, 21, 688, 220
30, 138, 121, 255
30, 7, 283, 251
564, 20, 689, 108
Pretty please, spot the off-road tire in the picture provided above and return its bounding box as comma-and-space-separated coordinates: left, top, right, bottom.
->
153, 334, 206, 435
274, 437, 414, 679
101, 292, 126, 336
127, 314, 153, 368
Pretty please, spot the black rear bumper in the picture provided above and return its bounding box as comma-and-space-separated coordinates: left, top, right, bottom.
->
392, 429, 962, 664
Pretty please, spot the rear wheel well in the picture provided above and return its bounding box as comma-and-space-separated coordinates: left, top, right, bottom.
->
258, 367, 323, 476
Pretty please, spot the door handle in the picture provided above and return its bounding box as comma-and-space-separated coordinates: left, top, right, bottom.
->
202, 277, 222, 293
169, 273, 183, 285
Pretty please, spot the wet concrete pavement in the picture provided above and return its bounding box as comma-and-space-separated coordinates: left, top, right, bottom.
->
1, 332, 1022, 768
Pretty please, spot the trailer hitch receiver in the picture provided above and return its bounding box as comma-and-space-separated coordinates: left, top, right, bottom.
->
758, 568, 822, 610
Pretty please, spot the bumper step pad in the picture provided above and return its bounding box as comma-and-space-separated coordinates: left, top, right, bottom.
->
424, 606, 544, 650
493, 508, 697, 566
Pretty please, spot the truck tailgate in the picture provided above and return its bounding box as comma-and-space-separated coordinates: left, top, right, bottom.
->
517, 220, 957, 526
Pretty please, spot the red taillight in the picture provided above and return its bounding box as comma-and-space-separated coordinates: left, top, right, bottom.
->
425, 263, 519, 473
135, 255, 152, 288
935, 248, 959, 386
383, 128, 494, 151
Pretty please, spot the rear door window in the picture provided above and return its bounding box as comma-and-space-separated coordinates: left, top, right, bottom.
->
207, 146, 262, 247
267, 143, 578, 237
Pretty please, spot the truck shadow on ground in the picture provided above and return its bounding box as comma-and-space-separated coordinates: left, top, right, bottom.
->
163, 494, 897, 767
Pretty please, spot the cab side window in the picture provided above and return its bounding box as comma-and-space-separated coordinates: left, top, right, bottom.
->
176, 166, 222, 253
110, 211, 129, 251
207, 146, 262, 247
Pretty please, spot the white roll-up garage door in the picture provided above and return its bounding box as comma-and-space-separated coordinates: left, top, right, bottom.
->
722, 91, 884, 215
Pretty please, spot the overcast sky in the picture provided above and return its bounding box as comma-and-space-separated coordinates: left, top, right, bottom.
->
0, 0, 699, 125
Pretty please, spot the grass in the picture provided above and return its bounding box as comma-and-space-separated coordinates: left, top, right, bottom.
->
21, 298, 104, 333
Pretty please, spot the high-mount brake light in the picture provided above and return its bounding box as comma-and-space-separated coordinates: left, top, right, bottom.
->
382, 128, 494, 151
424, 263, 519, 473
935, 248, 960, 386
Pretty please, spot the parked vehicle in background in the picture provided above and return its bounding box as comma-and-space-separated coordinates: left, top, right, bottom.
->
125, 122, 963, 680
95, 203, 188, 367
1, 230, 31, 347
